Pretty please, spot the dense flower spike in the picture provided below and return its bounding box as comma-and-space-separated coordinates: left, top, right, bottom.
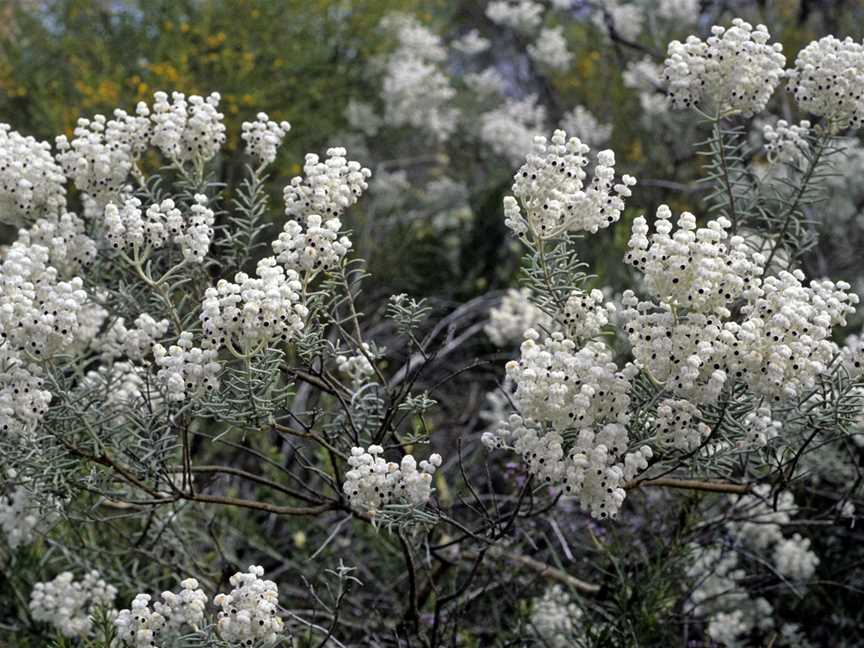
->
213, 565, 284, 644
200, 257, 307, 354
151, 91, 226, 163
152, 332, 221, 402
664, 19, 785, 116
561, 287, 615, 339
96, 313, 170, 362
18, 212, 96, 276
0, 125, 66, 225
241, 112, 291, 165
529, 585, 583, 647
283, 147, 371, 221
343, 445, 442, 513
787, 36, 864, 130
29, 571, 117, 638
505, 129, 636, 239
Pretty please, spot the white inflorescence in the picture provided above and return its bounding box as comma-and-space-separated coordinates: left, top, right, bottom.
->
529, 585, 583, 648
54, 105, 150, 205
0, 125, 66, 225
282, 147, 371, 222
664, 19, 786, 116
485, 1, 544, 34
343, 445, 442, 513
506, 331, 631, 431
336, 343, 376, 385
104, 194, 215, 262
380, 14, 459, 140
623, 57, 668, 115
30, 571, 117, 638
451, 28, 490, 56
479, 95, 547, 165
528, 26, 573, 71
241, 113, 291, 165
762, 119, 811, 164
560, 288, 615, 339
96, 313, 170, 362
114, 578, 208, 646
272, 214, 352, 273
485, 288, 554, 347
559, 105, 612, 148
17, 212, 96, 276
624, 205, 764, 316
654, 398, 710, 450
0, 471, 58, 549
786, 36, 864, 130
594, 0, 644, 42
151, 91, 226, 164
213, 565, 284, 644
152, 332, 221, 402
200, 257, 307, 354
504, 129, 636, 239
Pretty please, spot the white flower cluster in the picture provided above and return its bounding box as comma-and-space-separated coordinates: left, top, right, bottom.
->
529, 585, 582, 648
739, 405, 781, 449
114, 579, 208, 646
336, 343, 376, 385
654, 398, 710, 450
594, 0, 644, 42
485, 0, 543, 34
213, 565, 284, 644
464, 67, 507, 97
153, 332, 221, 402
479, 95, 547, 165
733, 270, 857, 401
30, 571, 117, 638
272, 214, 352, 273
623, 58, 667, 115
282, 147, 371, 221
96, 313, 170, 362
151, 91, 226, 164
559, 105, 612, 148
499, 330, 651, 518
17, 211, 96, 276
664, 19, 786, 116
504, 129, 636, 239
343, 445, 442, 513
0, 240, 101, 359
380, 14, 459, 140
506, 331, 632, 429
560, 288, 615, 339
54, 106, 149, 205
78, 362, 147, 418
0, 350, 52, 438
687, 546, 775, 646
200, 257, 307, 354
842, 330, 864, 379
0, 125, 66, 225
528, 27, 572, 71
763, 119, 811, 164
727, 485, 820, 580
485, 288, 553, 347
657, 0, 701, 23
624, 206, 763, 315
451, 28, 490, 56
104, 194, 215, 262
241, 112, 291, 165
786, 36, 864, 130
